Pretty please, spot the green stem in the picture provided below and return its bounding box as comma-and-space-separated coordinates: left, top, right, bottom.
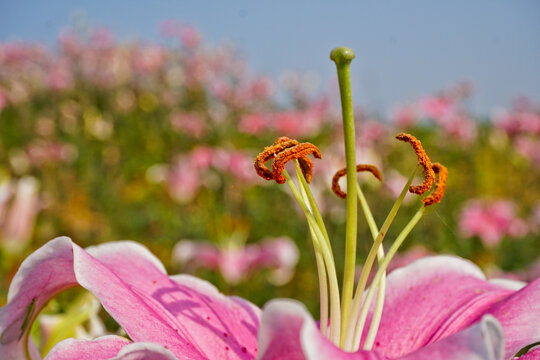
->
352, 205, 425, 350
331, 46, 358, 347
344, 166, 418, 349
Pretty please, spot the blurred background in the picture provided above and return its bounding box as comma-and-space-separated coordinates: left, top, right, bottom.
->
0, 1, 539, 353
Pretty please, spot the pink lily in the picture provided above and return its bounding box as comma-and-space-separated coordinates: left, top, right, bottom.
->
0, 176, 41, 253
459, 200, 529, 248
2, 46, 539, 360
172, 236, 299, 285
1, 237, 539, 359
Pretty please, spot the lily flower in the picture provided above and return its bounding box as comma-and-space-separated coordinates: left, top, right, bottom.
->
172, 236, 299, 285
1, 47, 540, 360
0, 237, 539, 359
0, 175, 41, 254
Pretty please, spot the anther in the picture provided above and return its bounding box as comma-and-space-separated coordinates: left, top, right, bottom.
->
254, 137, 318, 183
272, 143, 322, 184
254, 137, 299, 180
422, 162, 448, 207
331, 164, 383, 199
395, 133, 435, 195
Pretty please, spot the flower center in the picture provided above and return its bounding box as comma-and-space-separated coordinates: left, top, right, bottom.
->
253, 47, 448, 352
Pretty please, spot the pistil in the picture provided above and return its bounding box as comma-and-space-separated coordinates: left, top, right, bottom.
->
330, 46, 359, 347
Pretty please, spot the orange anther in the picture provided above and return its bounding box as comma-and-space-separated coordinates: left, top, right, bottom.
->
272, 143, 322, 184
254, 137, 299, 181
422, 162, 448, 207
395, 133, 435, 195
331, 164, 383, 199
254, 137, 320, 183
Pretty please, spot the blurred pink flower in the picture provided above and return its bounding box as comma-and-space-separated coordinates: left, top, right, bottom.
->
58, 28, 82, 57
248, 76, 274, 100
459, 200, 529, 247
239, 113, 269, 135
419, 95, 454, 121
48, 57, 73, 91
178, 26, 202, 48
166, 158, 202, 204
392, 104, 417, 128
169, 111, 207, 138
514, 136, 540, 166
172, 236, 299, 285
390, 84, 477, 143
357, 120, 388, 148
25, 141, 78, 166
190, 146, 214, 170
0, 176, 40, 253
133, 44, 166, 76
274, 111, 304, 136
437, 113, 477, 143
494, 100, 540, 136
159, 147, 259, 204
272, 104, 327, 137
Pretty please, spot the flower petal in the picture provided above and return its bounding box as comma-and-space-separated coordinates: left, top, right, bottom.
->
400, 315, 504, 360
367, 256, 515, 357
485, 277, 540, 358
113, 342, 180, 359
44, 335, 132, 360
257, 299, 385, 360
1, 238, 260, 360
75, 241, 260, 360
0, 237, 77, 359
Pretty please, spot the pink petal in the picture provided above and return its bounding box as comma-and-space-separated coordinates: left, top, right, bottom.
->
1, 238, 260, 360
367, 256, 515, 358
485, 277, 540, 358
400, 315, 504, 360
0, 237, 78, 359
258, 299, 385, 360
76, 241, 260, 360
44, 335, 131, 360
113, 342, 180, 359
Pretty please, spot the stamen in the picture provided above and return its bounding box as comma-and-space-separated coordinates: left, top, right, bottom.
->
297, 156, 314, 183
282, 169, 341, 344
332, 164, 383, 199
254, 137, 317, 183
272, 143, 322, 184
422, 162, 448, 207
395, 133, 435, 195
254, 137, 299, 180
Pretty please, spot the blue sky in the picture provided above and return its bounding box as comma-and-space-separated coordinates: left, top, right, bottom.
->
1, 1, 539, 115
